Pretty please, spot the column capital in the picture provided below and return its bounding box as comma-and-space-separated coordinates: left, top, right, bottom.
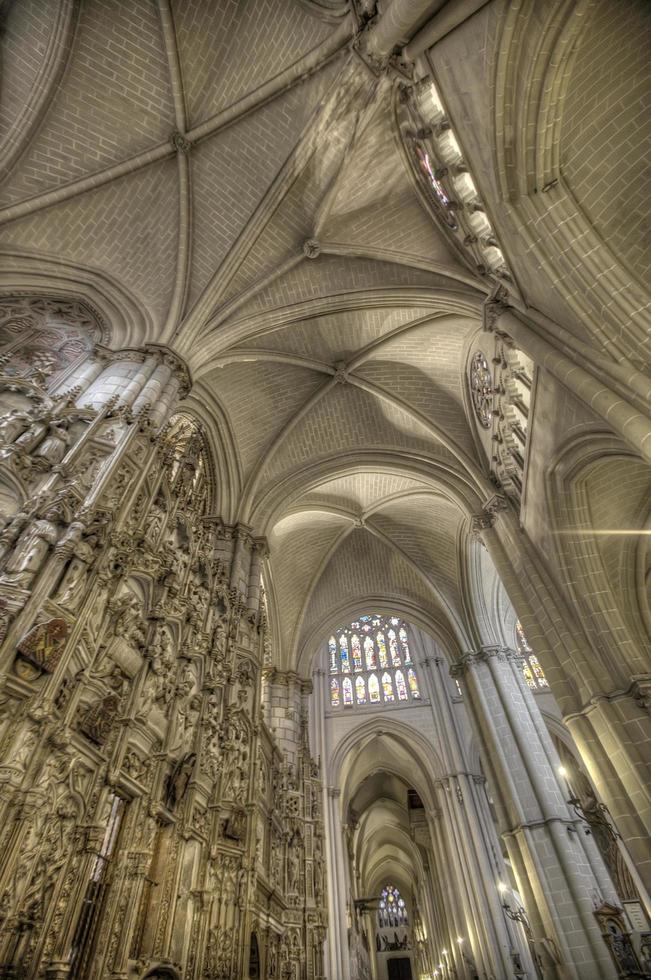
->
470, 511, 494, 535
144, 344, 192, 396
453, 645, 519, 675
485, 492, 509, 516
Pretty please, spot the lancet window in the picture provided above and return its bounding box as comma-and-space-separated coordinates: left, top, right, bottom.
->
328, 615, 422, 708
516, 621, 548, 690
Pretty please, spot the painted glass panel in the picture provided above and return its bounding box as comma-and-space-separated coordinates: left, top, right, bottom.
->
382, 671, 395, 702
330, 678, 340, 706
529, 654, 548, 687
351, 634, 363, 672
377, 632, 389, 669
340, 634, 350, 673
343, 677, 353, 705
395, 669, 408, 700
388, 629, 401, 667
364, 635, 377, 669
407, 668, 420, 699
329, 636, 337, 673
355, 676, 366, 704
399, 626, 412, 664
522, 662, 535, 688
368, 673, 380, 703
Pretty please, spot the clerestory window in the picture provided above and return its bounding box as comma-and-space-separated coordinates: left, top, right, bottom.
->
328, 615, 422, 709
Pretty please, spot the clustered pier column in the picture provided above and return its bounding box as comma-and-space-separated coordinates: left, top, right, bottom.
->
453, 646, 620, 979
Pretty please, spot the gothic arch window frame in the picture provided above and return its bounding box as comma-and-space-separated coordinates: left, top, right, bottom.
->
327, 614, 422, 710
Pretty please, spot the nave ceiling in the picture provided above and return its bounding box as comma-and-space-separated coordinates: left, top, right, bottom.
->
0, 0, 509, 670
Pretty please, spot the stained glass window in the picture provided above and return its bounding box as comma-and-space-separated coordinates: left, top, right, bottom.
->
530, 655, 548, 687
414, 147, 457, 228
388, 629, 401, 667
382, 672, 394, 702
343, 677, 353, 706
377, 633, 389, 669
340, 635, 350, 673
364, 635, 376, 669
515, 621, 548, 689
395, 670, 408, 701
355, 676, 366, 704
351, 634, 363, 672
326, 616, 423, 711
407, 668, 421, 699
399, 627, 411, 664
330, 678, 340, 707
369, 673, 380, 703
329, 636, 337, 673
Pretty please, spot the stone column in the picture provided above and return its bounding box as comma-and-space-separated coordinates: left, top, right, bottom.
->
474, 495, 651, 897
454, 646, 619, 980
131, 346, 191, 430
230, 524, 253, 595
53, 345, 107, 398
247, 539, 267, 616
267, 670, 305, 766
79, 349, 154, 411
325, 787, 351, 980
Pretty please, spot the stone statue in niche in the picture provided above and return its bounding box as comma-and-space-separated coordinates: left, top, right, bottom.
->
0, 408, 34, 446
222, 757, 246, 803
78, 691, 121, 744
110, 591, 146, 649
4, 723, 39, 773
224, 807, 246, 841
182, 694, 201, 748
1, 504, 62, 587
145, 504, 165, 546
13, 409, 56, 454
287, 838, 299, 893
54, 531, 99, 610
164, 751, 196, 809
33, 421, 71, 466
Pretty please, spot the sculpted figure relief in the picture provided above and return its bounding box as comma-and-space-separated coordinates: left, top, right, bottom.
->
55, 531, 98, 610
33, 421, 71, 465
1, 505, 61, 587
0, 408, 33, 446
